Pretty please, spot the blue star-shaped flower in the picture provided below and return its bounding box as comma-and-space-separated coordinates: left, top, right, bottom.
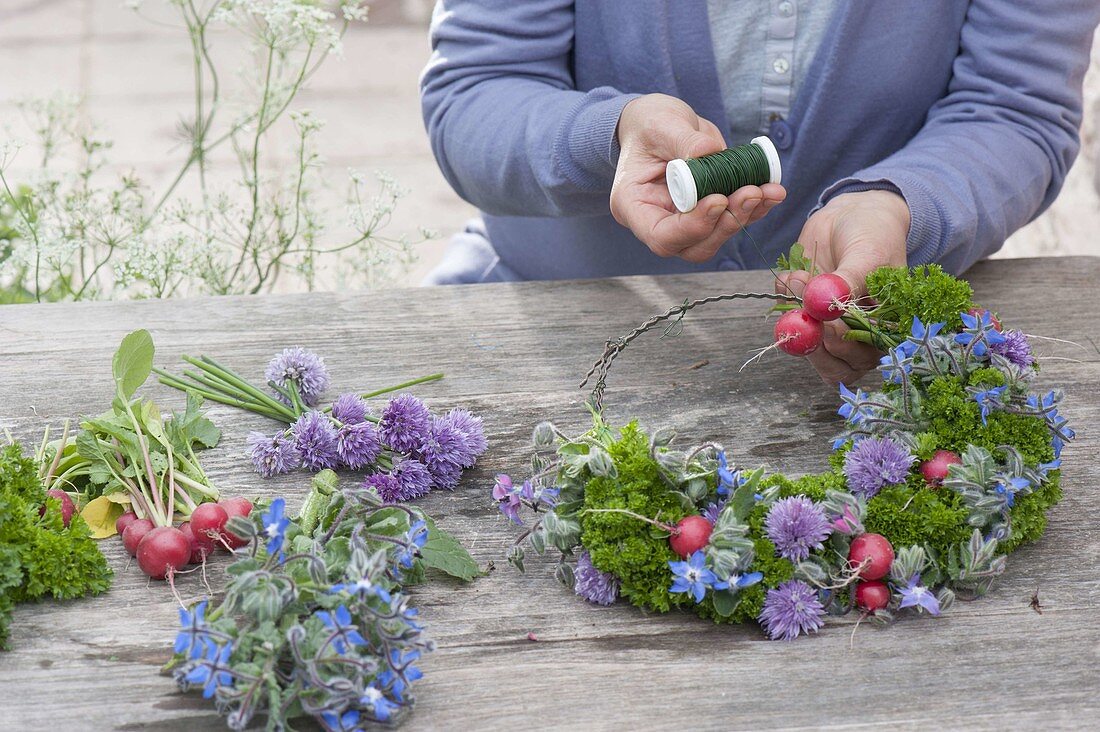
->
184, 641, 234, 699
909, 315, 946, 342
261, 497, 290, 561
716, 450, 744, 496
174, 600, 209, 659
361, 684, 400, 721
955, 310, 1006, 357
378, 648, 423, 702
994, 476, 1030, 509
714, 571, 763, 592
668, 550, 718, 604
317, 604, 368, 655
321, 709, 361, 731
897, 574, 941, 615
330, 573, 392, 603
396, 520, 429, 569
972, 385, 1007, 425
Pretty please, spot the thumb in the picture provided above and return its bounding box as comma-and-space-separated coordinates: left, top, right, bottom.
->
830, 243, 894, 301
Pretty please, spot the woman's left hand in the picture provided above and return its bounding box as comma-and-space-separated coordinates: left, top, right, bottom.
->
776, 189, 910, 385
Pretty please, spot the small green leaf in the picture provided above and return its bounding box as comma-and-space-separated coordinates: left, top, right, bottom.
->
112, 329, 155, 399
419, 518, 480, 581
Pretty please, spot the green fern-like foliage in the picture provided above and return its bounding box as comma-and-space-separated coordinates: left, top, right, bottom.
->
866, 264, 975, 333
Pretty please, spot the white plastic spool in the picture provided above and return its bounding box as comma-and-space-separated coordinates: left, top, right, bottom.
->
665, 136, 782, 213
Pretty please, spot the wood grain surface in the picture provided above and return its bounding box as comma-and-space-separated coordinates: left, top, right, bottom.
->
1, 257, 1098, 731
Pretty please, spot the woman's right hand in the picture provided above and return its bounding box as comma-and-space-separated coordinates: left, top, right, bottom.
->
611, 94, 786, 263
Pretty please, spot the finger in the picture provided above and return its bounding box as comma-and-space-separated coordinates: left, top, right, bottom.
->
820, 321, 883, 372
675, 205, 752, 263
830, 245, 896, 301
760, 183, 787, 204
640, 196, 728, 255
804, 342, 865, 386
776, 269, 810, 297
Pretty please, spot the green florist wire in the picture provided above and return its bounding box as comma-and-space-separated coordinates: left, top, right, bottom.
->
665, 136, 782, 213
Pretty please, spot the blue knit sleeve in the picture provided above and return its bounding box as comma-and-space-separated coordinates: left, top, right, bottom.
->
816, 0, 1098, 273
419, 0, 638, 217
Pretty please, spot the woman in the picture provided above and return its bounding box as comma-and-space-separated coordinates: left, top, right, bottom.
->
419, 1, 1098, 382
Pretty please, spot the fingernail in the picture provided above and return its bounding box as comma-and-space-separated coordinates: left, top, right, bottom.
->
742, 198, 760, 213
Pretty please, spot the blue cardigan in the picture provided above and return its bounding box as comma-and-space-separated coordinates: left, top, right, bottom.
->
420, 1, 1098, 283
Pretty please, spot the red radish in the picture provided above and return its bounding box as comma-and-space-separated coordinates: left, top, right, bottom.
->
848, 533, 895, 580
920, 450, 962, 486
115, 511, 139, 536
219, 497, 254, 549
802, 273, 852, 322
179, 521, 214, 565
669, 515, 713, 558
968, 307, 1002, 332
39, 489, 75, 527
136, 526, 192, 580
855, 580, 890, 612
122, 518, 155, 556
190, 502, 230, 544
774, 309, 824, 356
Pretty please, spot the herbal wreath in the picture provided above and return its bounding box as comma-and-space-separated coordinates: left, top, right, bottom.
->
493, 259, 1074, 641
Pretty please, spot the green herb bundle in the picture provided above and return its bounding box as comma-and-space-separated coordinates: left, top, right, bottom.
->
1, 442, 112, 649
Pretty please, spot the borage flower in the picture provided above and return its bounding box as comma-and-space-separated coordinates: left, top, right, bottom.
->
331, 570, 392, 603
843, 436, 914, 498
764, 496, 832, 562
574, 551, 619, 606
292, 410, 339, 471
265, 346, 329, 406
321, 709, 361, 732
716, 450, 742, 496
360, 684, 399, 722
396, 520, 429, 569
972, 385, 1007, 425
715, 571, 763, 592
897, 574, 941, 615
758, 580, 826, 641
492, 474, 524, 525
174, 600, 210, 659
316, 604, 367, 655
246, 431, 301, 478
183, 641, 235, 699
954, 309, 1007, 358
261, 497, 291, 560
380, 394, 432, 453
669, 550, 718, 604
378, 648, 424, 702
994, 476, 1029, 510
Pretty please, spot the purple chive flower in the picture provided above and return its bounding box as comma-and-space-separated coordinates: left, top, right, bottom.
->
335, 422, 382, 470
989, 329, 1035, 369
362, 472, 403, 503
574, 551, 620, 606
758, 580, 826, 641
416, 419, 467, 490
389, 457, 433, 501
436, 408, 488, 467
897, 574, 941, 615
331, 392, 369, 424
492, 474, 523, 524
291, 410, 339, 471
246, 431, 301, 478
843, 436, 914, 498
703, 498, 727, 525
764, 496, 832, 562
380, 394, 432, 454
265, 347, 329, 406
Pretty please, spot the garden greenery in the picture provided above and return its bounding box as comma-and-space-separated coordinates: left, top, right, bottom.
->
0, 0, 428, 303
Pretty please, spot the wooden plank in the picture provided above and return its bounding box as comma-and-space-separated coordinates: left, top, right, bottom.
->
1, 257, 1098, 730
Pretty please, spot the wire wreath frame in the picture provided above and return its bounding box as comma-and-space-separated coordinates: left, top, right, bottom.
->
579, 291, 802, 411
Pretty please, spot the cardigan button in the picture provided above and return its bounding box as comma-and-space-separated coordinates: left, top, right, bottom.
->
769, 119, 794, 150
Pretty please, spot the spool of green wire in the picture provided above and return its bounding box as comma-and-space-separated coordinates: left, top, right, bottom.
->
665, 136, 782, 213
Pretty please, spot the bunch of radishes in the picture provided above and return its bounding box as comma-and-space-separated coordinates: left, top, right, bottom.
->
114, 497, 254, 580
773, 273, 852, 356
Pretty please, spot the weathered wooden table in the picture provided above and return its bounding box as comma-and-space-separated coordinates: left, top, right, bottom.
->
1, 257, 1098, 730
